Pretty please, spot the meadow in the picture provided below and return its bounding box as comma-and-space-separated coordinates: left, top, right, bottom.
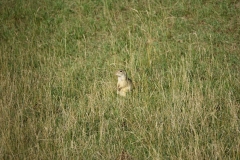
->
0, 0, 239, 159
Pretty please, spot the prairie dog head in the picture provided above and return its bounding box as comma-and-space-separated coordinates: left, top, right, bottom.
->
116, 70, 127, 79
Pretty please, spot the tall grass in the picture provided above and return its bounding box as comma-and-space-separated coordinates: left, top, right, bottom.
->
1, 0, 239, 159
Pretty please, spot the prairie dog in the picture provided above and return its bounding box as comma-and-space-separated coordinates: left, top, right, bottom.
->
116, 70, 133, 96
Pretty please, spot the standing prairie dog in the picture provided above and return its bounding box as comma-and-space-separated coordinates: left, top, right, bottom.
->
116, 70, 133, 97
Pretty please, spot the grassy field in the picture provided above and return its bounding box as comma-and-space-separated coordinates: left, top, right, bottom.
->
0, 0, 239, 159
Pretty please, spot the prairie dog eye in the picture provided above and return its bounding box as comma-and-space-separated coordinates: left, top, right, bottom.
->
120, 70, 122, 72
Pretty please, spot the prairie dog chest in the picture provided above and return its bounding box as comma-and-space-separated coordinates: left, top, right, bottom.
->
117, 76, 129, 88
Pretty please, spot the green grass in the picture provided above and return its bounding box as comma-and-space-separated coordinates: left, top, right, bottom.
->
1, 0, 239, 159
